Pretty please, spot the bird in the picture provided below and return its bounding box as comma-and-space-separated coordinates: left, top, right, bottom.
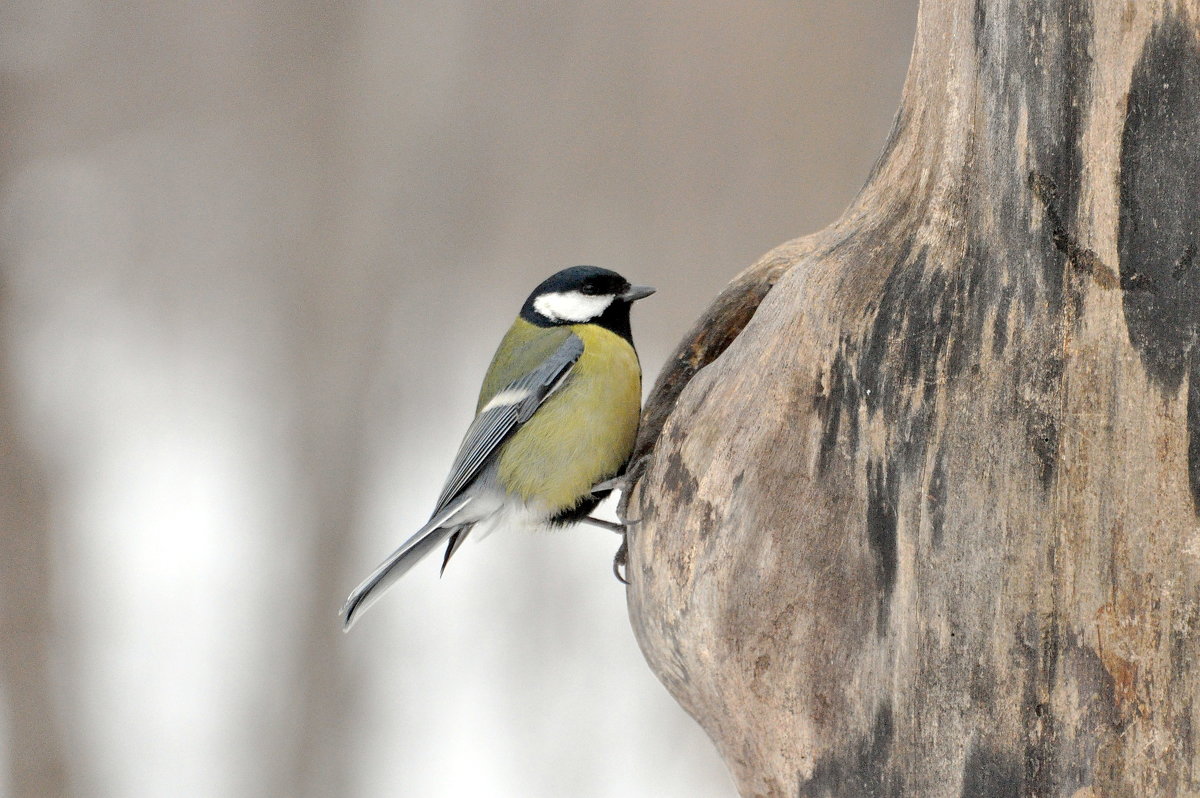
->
340, 265, 654, 630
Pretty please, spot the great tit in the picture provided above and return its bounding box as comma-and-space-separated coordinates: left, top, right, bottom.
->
341, 265, 654, 630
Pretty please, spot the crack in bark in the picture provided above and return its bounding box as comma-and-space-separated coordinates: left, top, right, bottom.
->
1029, 171, 1119, 290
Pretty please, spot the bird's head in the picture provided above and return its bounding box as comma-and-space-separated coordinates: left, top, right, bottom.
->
520, 266, 655, 336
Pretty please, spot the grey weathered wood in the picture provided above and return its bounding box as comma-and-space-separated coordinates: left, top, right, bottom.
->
624, 1, 1200, 796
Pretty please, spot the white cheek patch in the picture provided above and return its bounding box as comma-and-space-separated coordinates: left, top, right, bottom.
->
480, 387, 533, 413
533, 290, 615, 323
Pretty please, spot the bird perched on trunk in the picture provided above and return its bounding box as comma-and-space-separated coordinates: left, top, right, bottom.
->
341, 265, 654, 630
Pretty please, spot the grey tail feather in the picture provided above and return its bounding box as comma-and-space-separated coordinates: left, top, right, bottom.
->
440, 527, 471, 575
340, 495, 472, 631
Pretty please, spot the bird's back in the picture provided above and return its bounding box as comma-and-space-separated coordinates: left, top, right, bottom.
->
476, 319, 575, 412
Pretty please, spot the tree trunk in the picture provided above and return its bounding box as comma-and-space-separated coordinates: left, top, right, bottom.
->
624, 1, 1200, 796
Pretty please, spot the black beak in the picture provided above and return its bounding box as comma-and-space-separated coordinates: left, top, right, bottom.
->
621, 284, 656, 302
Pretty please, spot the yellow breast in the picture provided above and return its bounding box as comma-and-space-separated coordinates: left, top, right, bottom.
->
496, 324, 641, 513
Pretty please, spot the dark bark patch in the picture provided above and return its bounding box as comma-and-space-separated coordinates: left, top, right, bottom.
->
991, 284, 1014, 357
970, 0, 1094, 315
926, 448, 947, 547
1017, 616, 1121, 797
662, 450, 699, 501
971, 0, 986, 57
1019, 0, 1093, 314
852, 238, 1001, 469
815, 354, 846, 474
944, 243, 987, 380
1118, 13, 1200, 513
960, 743, 1020, 798
1014, 354, 1064, 490
866, 459, 899, 634
855, 245, 960, 471
859, 247, 955, 423
1018, 612, 1061, 796
798, 704, 896, 798
1118, 14, 1200, 396
1026, 408, 1059, 488
816, 346, 860, 474
819, 0, 1088, 503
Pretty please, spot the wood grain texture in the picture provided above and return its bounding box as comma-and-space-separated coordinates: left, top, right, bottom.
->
624, 2, 1200, 796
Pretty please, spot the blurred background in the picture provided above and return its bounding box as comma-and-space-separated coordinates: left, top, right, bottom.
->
0, 2, 917, 796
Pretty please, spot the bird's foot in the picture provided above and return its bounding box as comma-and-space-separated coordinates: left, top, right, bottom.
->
580, 515, 637, 584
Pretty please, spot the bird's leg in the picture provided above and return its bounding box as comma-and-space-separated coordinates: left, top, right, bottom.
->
586, 476, 641, 583
582, 515, 642, 531
581, 516, 624, 532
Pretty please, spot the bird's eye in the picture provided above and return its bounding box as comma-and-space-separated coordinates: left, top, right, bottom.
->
579, 283, 600, 295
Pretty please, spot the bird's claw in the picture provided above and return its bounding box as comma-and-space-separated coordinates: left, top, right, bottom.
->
612, 538, 629, 585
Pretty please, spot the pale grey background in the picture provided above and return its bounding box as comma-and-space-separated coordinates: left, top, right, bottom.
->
0, 2, 917, 796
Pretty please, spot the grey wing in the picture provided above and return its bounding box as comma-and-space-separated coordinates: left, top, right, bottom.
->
432, 333, 583, 513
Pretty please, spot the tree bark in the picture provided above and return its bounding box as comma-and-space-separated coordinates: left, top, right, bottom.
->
624, 1, 1200, 796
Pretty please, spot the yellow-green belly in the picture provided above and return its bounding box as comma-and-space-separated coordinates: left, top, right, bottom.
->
496, 324, 641, 513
